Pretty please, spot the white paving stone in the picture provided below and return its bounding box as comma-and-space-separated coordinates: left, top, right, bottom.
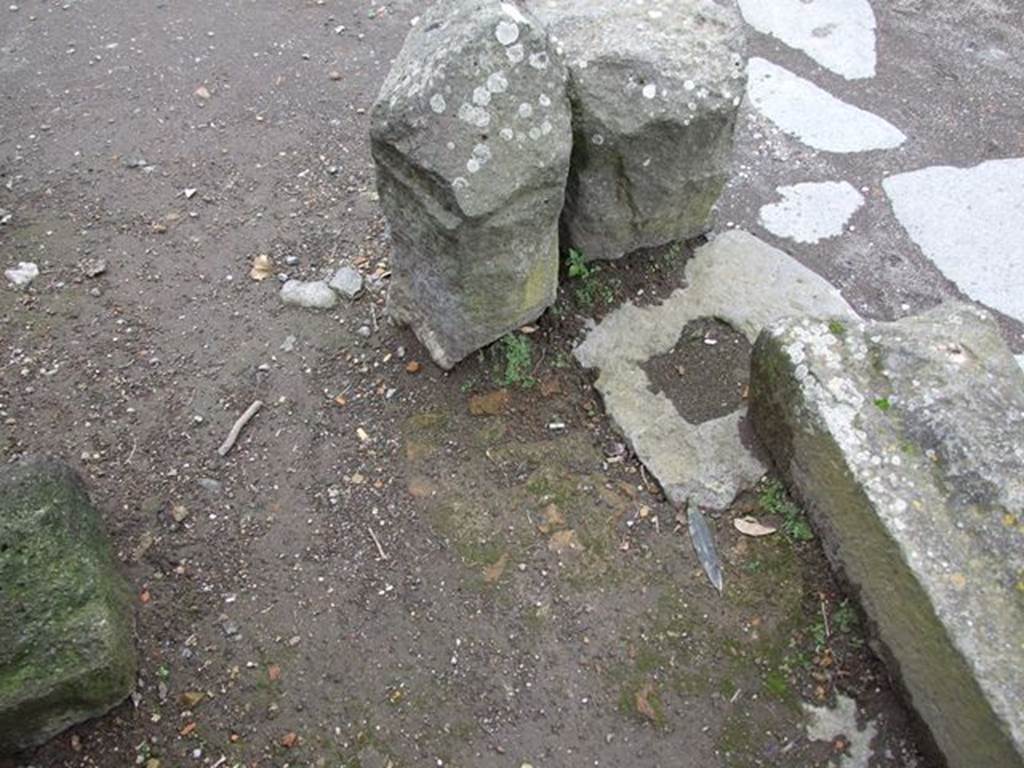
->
884, 158, 1024, 325
738, 0, 877, 80
574, 230, 856, 509
804, 695, 878, 768
759, 181, 865, 244
746, 58, 906, 153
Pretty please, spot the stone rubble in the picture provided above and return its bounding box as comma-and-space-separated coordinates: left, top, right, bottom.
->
527, 0, 747, 260
750, 303, 1024, 768
280, 279, 338, 309
371, 0, 573, 369
0, 457, 137, 754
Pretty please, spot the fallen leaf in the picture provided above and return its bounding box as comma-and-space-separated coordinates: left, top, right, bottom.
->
249, 254, 274, 281
406, 361, 421, 374
280, 731, 298, 748
334, 394, 347, 407
151, 222, 168, 234
468, 389, 510, 417
539, 376, 562, 397
131, 531, 155, 562
733, 516, 777, 537
180, 722, 197, 737
267, 664, 282, 682
537, 503, 566, 534
547, 529, 580, 555
179, 691, 204, 708
635, 682, 659, 722
170, 504, 190, 523
407, 477, 436, 498
688, 507, 723, 592
519, 325, 538, 334
194, 85, 211, 100
482, 553, 508, 584
139, 590, 151, 604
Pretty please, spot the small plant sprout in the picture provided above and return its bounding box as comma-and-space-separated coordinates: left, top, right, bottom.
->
500, 333, 535, 389
759, 479, 814, 543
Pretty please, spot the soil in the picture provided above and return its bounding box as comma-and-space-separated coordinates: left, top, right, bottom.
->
642, 319, 752, 425
1, 2, 936, 768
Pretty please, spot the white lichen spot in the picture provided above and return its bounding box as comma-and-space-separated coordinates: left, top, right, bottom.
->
506, 44, 525, 64
529, 52, 549, 70
458, 103, 491, 128
472, 143, 492, 164
500, 127, 515, 141
500, 2, 529, 25
430, 94, 447, 114
642, 83, 657, 99
446, 141, 456, 150
538, 94, 552, 107
473, 86, 492, 106
486, 72, 509, 94
541, 120, 553, 135
467, 158, 481, 174
518, 102, 534, 119
528, 127, 541, 140
684, 79, 695, 91
592, 134, 605, 146
452, 177, 469, 190
495, 20, 519, 46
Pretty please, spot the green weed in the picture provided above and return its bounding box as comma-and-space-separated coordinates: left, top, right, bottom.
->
499, 334, 535, 389
828, 320, 847, 336
566, 248, 616, 309
759, 480, 814, 543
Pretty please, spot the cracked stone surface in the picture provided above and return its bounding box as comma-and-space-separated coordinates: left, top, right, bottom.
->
574, 229, 855, 509
750, 303, 1024, 768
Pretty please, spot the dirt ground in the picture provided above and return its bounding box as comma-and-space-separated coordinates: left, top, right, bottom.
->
1, 2, 943, 767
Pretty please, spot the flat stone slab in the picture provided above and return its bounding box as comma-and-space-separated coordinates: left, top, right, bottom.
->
574, 229, 855, 509
746, 57, 905, 153
750, 303, 1024, 768
0, 457, 137, 754
883, 158, 1024, 326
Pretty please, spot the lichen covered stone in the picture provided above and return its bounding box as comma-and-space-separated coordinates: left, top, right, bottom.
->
372, 0, 573, 368
750, 303, 1024, 768
0, 457, 137, 755
527, 0, 747, 260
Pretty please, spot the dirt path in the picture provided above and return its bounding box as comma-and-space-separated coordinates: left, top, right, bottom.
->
0, 2, 961, 767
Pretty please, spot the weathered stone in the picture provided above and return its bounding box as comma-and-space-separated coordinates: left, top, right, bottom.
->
527, 0, 746, 260
574, 230, 855, 509
280, 279, 338, 309
328, 266, 364, 300
372, 0, 572, 369
4, 261, 39, 289
0, 457, 137, 754
750, 303, 1024, 768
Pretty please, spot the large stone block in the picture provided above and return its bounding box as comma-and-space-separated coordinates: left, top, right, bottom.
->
371, 0, 573, 369
0, 457, 137, 755
750, 304, 1024, 768
527, 0, 746, 260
